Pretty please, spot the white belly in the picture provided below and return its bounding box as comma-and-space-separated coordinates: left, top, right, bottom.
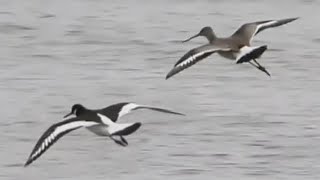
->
86, 125, 110, 136
217, 51, 237, 60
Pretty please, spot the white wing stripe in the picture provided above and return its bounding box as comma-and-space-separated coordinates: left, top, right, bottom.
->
30, 121, 97, 160
54, 121, 91, 135
177, 49, 212, 68
254, 20, 278, 36
44, 139, 49, 147
118, 103, 139, 118
48, 134, 53, 142
97, 113, 115, 126
179, 55, 195, 67
176, 48, 229, 68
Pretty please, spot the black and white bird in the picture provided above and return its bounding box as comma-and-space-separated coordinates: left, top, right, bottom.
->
166, 17, 299, 79
24, 102, 184, 167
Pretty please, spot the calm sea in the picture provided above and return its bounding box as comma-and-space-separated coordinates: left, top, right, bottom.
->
1, 0, 319, 179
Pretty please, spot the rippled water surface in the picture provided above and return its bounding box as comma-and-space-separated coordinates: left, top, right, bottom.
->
1, 0, 320, 179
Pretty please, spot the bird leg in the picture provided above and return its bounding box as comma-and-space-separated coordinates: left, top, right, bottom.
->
120, 136, 128, 146
110, 136, 128, 147
249, 59, 271, 77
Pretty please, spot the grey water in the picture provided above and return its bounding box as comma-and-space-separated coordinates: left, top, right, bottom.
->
1, 0, 320, 179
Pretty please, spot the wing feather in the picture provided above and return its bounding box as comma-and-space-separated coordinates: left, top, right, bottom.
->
99, 103, 185, 121
24, 118, 98, 166
166, 44, 229, 79
118, 103, 185, 118
232, 17, 298, 44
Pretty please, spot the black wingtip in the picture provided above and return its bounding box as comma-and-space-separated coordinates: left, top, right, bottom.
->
169, 111, 186, 116
24, 159, 32, 167
134, 106, 186, 116
146, 106, 185, 116
278, 17, 299, 26
165, 70, 174, 80
287, 17, 299, 23
166, 67, 180, 80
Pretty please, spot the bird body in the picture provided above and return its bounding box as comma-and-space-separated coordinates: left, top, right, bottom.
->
166, 17, 299, 79
24, 102, 184, 166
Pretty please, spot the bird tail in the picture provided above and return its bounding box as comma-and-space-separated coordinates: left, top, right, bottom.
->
236, 45, 267, 64
108, 122, 141, 136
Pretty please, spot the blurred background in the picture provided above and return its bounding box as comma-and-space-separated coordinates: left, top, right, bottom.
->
0, 0, 319, 179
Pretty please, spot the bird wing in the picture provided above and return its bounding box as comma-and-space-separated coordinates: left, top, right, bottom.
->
232, 17, 298, 44
98, 102, 185, 121
117, 103, 185, 119
166, 44, 230, 79
24, 117, 98, 167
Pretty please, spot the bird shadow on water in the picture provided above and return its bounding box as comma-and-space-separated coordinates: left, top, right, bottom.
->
169, 168, 207, 176
3, 163, 23, 168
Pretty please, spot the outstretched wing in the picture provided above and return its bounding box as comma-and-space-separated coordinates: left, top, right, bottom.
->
98, 102, 185, 122
232, 17, 298, 45
166, 44, 230, 79
24, 117, 98, 167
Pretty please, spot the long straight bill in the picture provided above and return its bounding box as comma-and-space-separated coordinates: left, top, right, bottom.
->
182, 33, 200, 43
